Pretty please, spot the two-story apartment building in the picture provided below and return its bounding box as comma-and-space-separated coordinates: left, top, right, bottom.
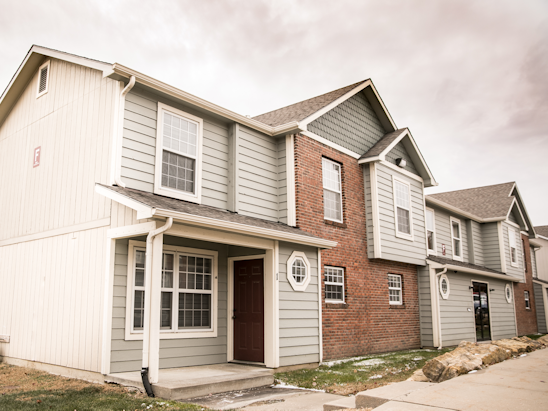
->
533, 226, 548, 334
0, 45, 441, 389
420, 182, 538, 347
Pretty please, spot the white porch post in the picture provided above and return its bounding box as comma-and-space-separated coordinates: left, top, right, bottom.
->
264, 243, 279, 368
149, 232, 164, 384
101, 237, 116, 375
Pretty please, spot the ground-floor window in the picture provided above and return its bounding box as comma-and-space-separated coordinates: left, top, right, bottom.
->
325, 266, 344, 303
125, 241, 218, 340
388, 274, 402, 305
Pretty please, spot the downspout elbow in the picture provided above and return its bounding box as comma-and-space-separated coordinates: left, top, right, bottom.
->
114, 75, 136, 188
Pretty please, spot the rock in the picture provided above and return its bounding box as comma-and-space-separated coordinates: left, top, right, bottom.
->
513, 336, 544, 350
457, 341, 510, 365
537, 335, 548, 346
422, 347, 482, 383
492, 338, 534, 354
407, 369, 431, 382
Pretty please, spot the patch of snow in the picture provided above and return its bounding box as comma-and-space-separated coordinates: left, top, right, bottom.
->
369, 374, 383, 379
273, 381, 326, 392
468, 370, 477, 374
520, 354, 527, 357
355, 358, 386, 366
412, 357, 423, 361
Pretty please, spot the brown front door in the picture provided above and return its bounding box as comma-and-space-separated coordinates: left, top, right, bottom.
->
233, 259, 264, 363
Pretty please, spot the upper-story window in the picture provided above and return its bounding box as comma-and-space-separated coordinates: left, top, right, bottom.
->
393, 178, 413, 240
36, 60, 50, 98
154, 103, 203, 203
322, 158, 343, 223
508, 227, 518, 267
426, 208, 436, 255
524, 291, 530, 309
450, 217, 463, 261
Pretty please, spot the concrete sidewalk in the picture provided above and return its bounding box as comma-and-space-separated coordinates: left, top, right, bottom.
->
361, 347, 548, 411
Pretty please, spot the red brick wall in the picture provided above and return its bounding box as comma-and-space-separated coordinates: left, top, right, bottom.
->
293, 133, 421, 360
514, 234, 538, 336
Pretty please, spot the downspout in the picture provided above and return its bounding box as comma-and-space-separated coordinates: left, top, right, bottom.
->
435, 267, 448, 349
141, 217, 173, 397
114, 75, 136, 188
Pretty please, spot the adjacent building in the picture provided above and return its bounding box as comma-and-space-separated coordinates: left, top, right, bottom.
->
533, 226, 548, 334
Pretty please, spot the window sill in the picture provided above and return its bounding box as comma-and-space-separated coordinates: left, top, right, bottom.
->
325, 219, 347, 229
395, 232, 414, 242
125, 329, 217, 340
324, 302, 347, 309
389, 304, 405, 309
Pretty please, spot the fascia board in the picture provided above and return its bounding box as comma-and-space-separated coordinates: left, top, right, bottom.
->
95, 184, 154, 218
399, 130, 438, 187
425, 197, 505, 223
299, 80, 372, 128
153, 208, 338, 249
32, 45, 111, 74
428, 261, 517, 282
110, 64, 302, 137
358, 156, 382, 164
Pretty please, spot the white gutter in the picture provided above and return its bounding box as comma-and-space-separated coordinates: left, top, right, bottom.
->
142, 218, 173, 382
112, 75, 135, 188
107, 64, 301, 137
428, 260, 518, 282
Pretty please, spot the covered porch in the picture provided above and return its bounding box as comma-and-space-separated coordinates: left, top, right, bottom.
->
96, 184, 336, 393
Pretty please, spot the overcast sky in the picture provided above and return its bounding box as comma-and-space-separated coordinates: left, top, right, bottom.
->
2, 0, 547, 225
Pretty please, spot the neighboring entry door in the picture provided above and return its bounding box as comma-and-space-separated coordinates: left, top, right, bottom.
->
472, 282, 491, 341
233, 259, 264, 363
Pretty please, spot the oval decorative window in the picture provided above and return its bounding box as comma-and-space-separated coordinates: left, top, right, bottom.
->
439, 274, 450, 299
287, 251, 311, 291
505, 284, 512, 303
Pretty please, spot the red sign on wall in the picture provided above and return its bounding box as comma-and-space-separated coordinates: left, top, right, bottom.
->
33, 146, 41, 168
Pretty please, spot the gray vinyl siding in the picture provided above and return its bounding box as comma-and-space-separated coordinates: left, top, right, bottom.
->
278, 242, 320, 367
531, 247, 538, 278
385, 141, 419, 176
430, 206, 469, 263
418, 266, 433, 347
439, 272, 516, 346
482, 223, 502, 272
277, 138, 288, 224
121, 87, 230, 209
471, 221, 484, 266
376, 163, 426, 265
307, 91, 386, 155
110, 236, 232, 373
237, 125, 280, 222
502, 222, 524, 281
363, 166, 375, 258
533, 283, 547, 334
507, 211, 518, 224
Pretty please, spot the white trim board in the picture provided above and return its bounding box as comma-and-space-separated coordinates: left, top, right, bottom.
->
300, 130, 360, 159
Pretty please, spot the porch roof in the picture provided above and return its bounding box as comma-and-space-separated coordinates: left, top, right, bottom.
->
96, 184, 338, 248
427, 255, 517, 281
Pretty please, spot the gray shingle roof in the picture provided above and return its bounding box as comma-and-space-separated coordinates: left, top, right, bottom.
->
252, 80, 367, 127
98, 184, 322, 239
427, 182, 515, 219
427, 255, 506, 275
535, 226, 548, 238
359, 128, 407, 160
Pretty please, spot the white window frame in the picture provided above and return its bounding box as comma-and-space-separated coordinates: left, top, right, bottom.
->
439, 274, 450, 299
505, 284, 512, 303
324, 266, 345, 303
508, 226, 518, 268
524, 290, 530, 309
392, 177, 414, 241
287, 251, 311, 292
36, 60, 50, 98
425, 207, 437, 255
388, 273, 403, 305
450, 217, 463, 262
322, 157, 343, 223
154, 102, 204, 203
125, 240, 218, 340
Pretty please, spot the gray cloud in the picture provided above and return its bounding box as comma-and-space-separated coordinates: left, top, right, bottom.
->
1, 0, 547, 223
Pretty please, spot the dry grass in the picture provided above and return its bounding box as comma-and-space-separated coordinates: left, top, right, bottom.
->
0, 363, 204, 410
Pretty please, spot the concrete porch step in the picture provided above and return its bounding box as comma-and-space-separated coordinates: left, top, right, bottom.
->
106, 363, 275, 401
